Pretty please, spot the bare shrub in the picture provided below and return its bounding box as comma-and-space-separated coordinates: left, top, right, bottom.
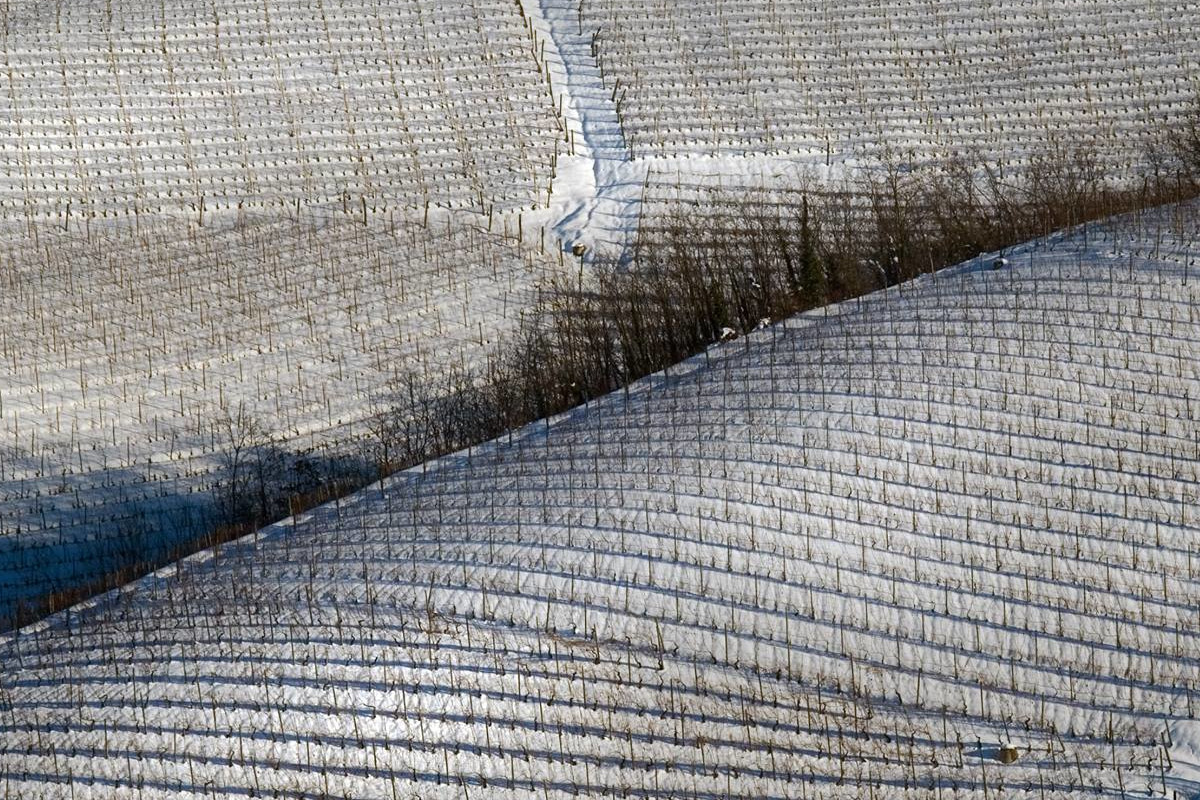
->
1171, 98, 1200, 185
360, 126, 1200, 477
211, 401, 278, 525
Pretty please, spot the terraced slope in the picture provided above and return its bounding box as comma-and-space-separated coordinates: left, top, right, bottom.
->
0, 0, 562, 219
529, 0, 1200, 252
0, 214, 564, 627
2, 204, 1197, 798
0, 0, 569, 628
576, 0, 1200, 165
4, 0, 1200, 628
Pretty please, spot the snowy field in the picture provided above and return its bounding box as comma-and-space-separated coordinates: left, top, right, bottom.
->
1, 203, 1197, 798
3, 0, 1200, 625
0, 211, 565, 626
2, 20, 1200, 800
0, 0, 574, 625
534, 0, 1200, 250
575, 0, 1200, 164
0, 0, 563, 219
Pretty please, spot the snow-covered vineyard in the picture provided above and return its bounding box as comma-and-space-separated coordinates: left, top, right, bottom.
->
531, 0, 1200, 249
575, 0, 1200, 164
0, 213, 564, 625
0, 0, 574, 625
0, 0, 563, 219
3, 0, 1200, 623
2, 204, 1198, 798
2, 0, 1200, 793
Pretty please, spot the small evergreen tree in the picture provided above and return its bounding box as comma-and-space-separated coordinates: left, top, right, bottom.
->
799, 194, 827, 307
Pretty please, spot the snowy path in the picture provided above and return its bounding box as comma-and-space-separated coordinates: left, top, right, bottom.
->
523, 0, 843, 257
519, 0, 642, 256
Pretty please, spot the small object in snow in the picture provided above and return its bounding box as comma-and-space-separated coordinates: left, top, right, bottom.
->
571, 242, 588, 258
991, 257, 1009, 270
997, 744, 1020, 764
755, 317, 771, 331
719, 327, 738, 342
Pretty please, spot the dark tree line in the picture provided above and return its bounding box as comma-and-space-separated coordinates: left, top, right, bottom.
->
361, 118, 1200, 481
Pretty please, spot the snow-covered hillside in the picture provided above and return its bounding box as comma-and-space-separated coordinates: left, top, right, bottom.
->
527, 0, 1200, 253
2, 203, 1197, 798
4, 0, 1199, 626
0, 0, 573, 626
576, 0, 1200, 164
0, 212, 564, 626
0, 0, 563, 219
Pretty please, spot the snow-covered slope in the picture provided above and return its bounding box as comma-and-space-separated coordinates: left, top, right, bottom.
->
0, 0, 562, 219
576, 0, 1200, 164
4, 0, 1199, 627
0, 0, 571, 627
531, 0, 1200, 251
2, 203, 1197, 798
0, 212, 565, 627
